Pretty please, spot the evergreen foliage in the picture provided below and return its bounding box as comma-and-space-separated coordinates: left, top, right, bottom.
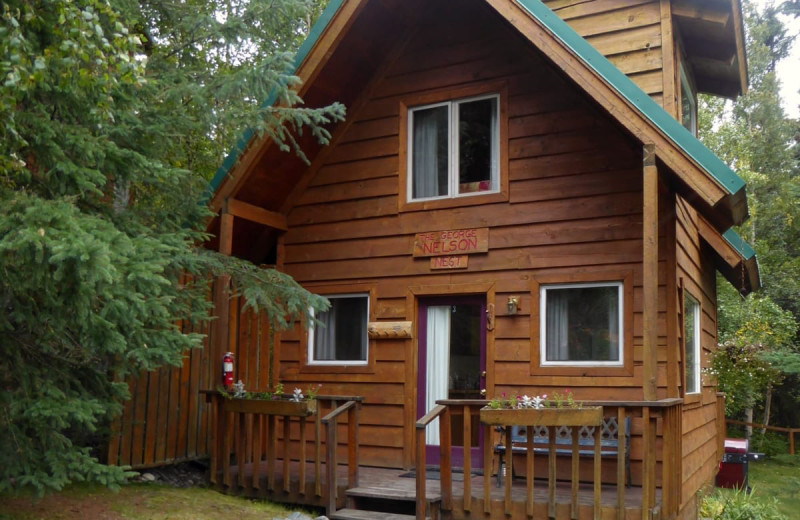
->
1, 0, 338, 494
699, 0, 800, 423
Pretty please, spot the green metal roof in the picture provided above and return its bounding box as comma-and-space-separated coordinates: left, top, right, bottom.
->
204, 0, 346, 201
513, 0, 745, 197
723, 228, 756, 260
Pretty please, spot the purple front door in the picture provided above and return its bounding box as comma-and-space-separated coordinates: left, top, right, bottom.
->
417, 296, 486, 468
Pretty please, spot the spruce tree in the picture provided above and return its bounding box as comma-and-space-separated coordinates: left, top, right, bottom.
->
1, 0, 339, 493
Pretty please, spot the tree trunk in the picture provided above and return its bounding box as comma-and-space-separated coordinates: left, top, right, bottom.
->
761, 383, 773, 436
744, 407, 753, 443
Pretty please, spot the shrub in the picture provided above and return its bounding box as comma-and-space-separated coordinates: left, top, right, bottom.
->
700, 488, 786, 520
750, 431, 789, 457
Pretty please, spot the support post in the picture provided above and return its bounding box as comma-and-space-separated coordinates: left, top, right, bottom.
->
213, 210, 234, 382
643, 144, 659, 401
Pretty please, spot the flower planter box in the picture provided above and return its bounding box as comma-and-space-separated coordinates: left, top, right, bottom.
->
223, 397, 317, 417
480, 406, 603, 427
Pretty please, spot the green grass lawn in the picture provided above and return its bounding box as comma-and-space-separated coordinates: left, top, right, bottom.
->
748, 455, 800, 518
0, 482, 320, 520
701, 455, 800, 519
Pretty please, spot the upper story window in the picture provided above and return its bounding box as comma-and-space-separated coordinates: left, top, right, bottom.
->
684, 292, 701, 394
539, 282, 623, 366
408, 94, 499, 202
308, 294, 369, 365
680, 62, 697, 135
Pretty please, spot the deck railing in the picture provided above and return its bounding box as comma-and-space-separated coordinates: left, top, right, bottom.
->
415, 398, 683, 520
203, 391, 363, 514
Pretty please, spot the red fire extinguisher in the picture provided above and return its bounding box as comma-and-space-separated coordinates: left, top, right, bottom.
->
222, 352, 234, 389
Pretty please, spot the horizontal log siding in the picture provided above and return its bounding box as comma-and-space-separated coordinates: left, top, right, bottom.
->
275, 2, 674, 470
543, 0, 666, 105
675, 196, 720, 517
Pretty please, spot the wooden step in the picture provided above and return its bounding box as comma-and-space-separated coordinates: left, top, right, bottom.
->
345, 485, 441, 502
329, 508, 419, 520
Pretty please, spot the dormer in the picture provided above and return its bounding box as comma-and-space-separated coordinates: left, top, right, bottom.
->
546, 0, 748, 134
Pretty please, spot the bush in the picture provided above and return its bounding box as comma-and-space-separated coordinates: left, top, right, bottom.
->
750, 431, 789, 457
700, 488, 787, 520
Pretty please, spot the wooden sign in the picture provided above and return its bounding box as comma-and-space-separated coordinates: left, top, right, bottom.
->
368, 321, 412, 339
412, 228, 489, 257
430, 256, 468, 270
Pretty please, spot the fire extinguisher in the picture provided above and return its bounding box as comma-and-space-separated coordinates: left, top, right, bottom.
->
222, 352, 234, 389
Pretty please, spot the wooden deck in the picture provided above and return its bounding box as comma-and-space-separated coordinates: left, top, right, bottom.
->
205, 394, 680, 519
218, 459, 659, 519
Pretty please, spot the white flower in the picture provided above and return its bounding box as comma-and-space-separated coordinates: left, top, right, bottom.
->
531, 395, 545, 409
232, 380, 246, 398
291, 388, 304, 402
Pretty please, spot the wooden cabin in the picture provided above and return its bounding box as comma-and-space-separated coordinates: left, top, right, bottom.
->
108, 1, 760, 519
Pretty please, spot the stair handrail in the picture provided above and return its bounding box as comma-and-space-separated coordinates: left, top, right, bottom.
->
321, 399, 362, 516
415, 404, 450, 520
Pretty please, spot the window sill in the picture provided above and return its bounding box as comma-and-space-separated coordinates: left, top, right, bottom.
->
682, 392, 702, 407
299, 363, 375, 375
531, 364, 633, 377
399, 190, 508, 213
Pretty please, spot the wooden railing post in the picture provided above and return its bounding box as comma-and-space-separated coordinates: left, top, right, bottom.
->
641, 407, 658, 520
347, 403, 360, 491
616, 407, 626, 520
315, 404, 322, 497
463, 405, 472, 513
415, 420, 427, 520
320, 399, 362, 517
483, 422, 492, 515
439, 407, 453, 512
415, 404, 448, 520
325, 414, 337, 516
282, 415, 291, 493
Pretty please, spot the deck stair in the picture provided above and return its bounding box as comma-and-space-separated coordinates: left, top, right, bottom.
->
329, 484, 441, 520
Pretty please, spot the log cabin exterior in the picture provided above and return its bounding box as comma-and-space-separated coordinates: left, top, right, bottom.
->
108, 1, 760, 518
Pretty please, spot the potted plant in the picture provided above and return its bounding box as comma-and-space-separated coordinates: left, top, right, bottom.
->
480, 389, 602, 427
220, 381, 321, 417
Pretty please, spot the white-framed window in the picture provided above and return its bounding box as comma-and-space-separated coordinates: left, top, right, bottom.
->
407, 94, 499, 202
680, 62, 697, 135
684, 293, 701, 394
308, 294, 369, 365
539, 282, 623, 366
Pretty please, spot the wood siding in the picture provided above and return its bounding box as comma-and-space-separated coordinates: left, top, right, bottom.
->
275, 1, 675, 470
675, 195, 720, 517
544, 0, 668, 108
